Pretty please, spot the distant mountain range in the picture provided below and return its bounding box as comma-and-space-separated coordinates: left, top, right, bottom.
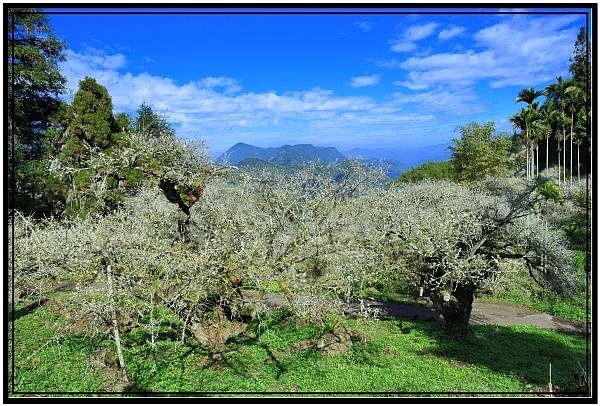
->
344, 143, 453, 178
217, 142, 452, 179
217, 143, 346, 166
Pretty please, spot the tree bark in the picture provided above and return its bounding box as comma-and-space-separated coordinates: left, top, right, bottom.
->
429, 282, 476, 326
577, 143, 581, 182
557, 138, 561, 185
178, 206, 191, 243
563, 128, 566, 184
570, 112, 574, 186
545, 135, 549, 177
536, 145, 539, 177
107, 264, 129, 383
158, 178, 193, 242
525, 134, 529, 183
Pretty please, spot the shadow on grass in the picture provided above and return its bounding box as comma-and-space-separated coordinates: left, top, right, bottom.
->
219, 309, 292, 380
119, 309, 292, 391
121, 381, 156, 395
8, 299, 49, 322
401, 321, 590, 396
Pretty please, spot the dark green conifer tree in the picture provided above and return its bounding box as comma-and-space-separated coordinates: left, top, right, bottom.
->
8, 8, 67, 215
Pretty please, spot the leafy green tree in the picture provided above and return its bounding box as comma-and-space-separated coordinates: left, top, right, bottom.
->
391, 160, 454, 184
114, 112, 132, 135
54, 78, 143, 216
8, 8, 67, 215
569, 27, 591, 96
133, 102, 176, 139
450, 122, 512, 183
65, 76, 118, 150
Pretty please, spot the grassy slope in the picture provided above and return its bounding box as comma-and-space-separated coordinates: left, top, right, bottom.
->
8, 296, 589, 397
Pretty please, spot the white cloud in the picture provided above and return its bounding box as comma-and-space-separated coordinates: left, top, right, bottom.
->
438, 26, 465, 41
374, 58, 403, 68
392, 86, 487, 116
349, 74, 381, 88
390, 22, 439, 53
405, 22, 440, 41
355, 20, 374, 32
66, 48, 128, 70
60, 36, 524, 152
59, 48, 391, 152
395, 15, 581, 90
198, 76, 242, 94
390, 41, 417, 53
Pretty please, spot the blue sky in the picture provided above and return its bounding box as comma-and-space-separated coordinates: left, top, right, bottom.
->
44, 7, 591, 157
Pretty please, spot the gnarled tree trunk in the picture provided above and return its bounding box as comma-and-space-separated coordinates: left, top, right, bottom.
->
158, 177, 204, 243
428, 282, 476, 327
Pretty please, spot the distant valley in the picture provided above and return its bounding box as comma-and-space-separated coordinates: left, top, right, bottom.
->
217, 142, 452, 179
344, 143, 453, 178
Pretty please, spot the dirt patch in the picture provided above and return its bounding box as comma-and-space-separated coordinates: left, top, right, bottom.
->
470, 301, 588, 335
261, 294, 588, 335
349, 298, 442, 321
368, 298, 588, 335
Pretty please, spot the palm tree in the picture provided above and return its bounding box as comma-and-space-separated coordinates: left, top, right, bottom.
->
531, 103, 546, 177
565, 84, 583, 185
555, 112, 570, 185
517, 87, 544, 107
574, 105, 590, 183
510, 107, 543, 181
545, 77, 571, 184
540, 100, 560, 177
515, 88, 543, 181
510, 109, 529, 180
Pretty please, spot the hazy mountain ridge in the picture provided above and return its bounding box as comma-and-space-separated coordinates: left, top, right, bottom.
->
344, 143, 452, 165
344, 143, 453, 178
217, 142, 453, 179
217, 143, 346, 166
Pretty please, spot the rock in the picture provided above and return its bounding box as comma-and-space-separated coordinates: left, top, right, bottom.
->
192, 305, 248, 352
315, 324, 354, 356
103, 349, 118, 367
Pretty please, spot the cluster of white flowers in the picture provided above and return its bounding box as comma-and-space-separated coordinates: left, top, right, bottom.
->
10, 165, 582, 332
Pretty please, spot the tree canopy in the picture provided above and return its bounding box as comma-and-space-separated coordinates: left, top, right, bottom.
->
450, 122, 512, 183
8, 8, 67, 215
133, 102, 176, 139
65, 76, 118, 151
8, 10, 590, 363
392, 160, 454, 184
569, 26, 591, 95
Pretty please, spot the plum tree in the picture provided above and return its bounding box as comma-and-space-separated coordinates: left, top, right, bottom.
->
364, 178, 579, 326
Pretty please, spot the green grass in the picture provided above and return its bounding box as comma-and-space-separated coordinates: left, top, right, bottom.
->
8, 296, 590, 398
9, 303, 110, 394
